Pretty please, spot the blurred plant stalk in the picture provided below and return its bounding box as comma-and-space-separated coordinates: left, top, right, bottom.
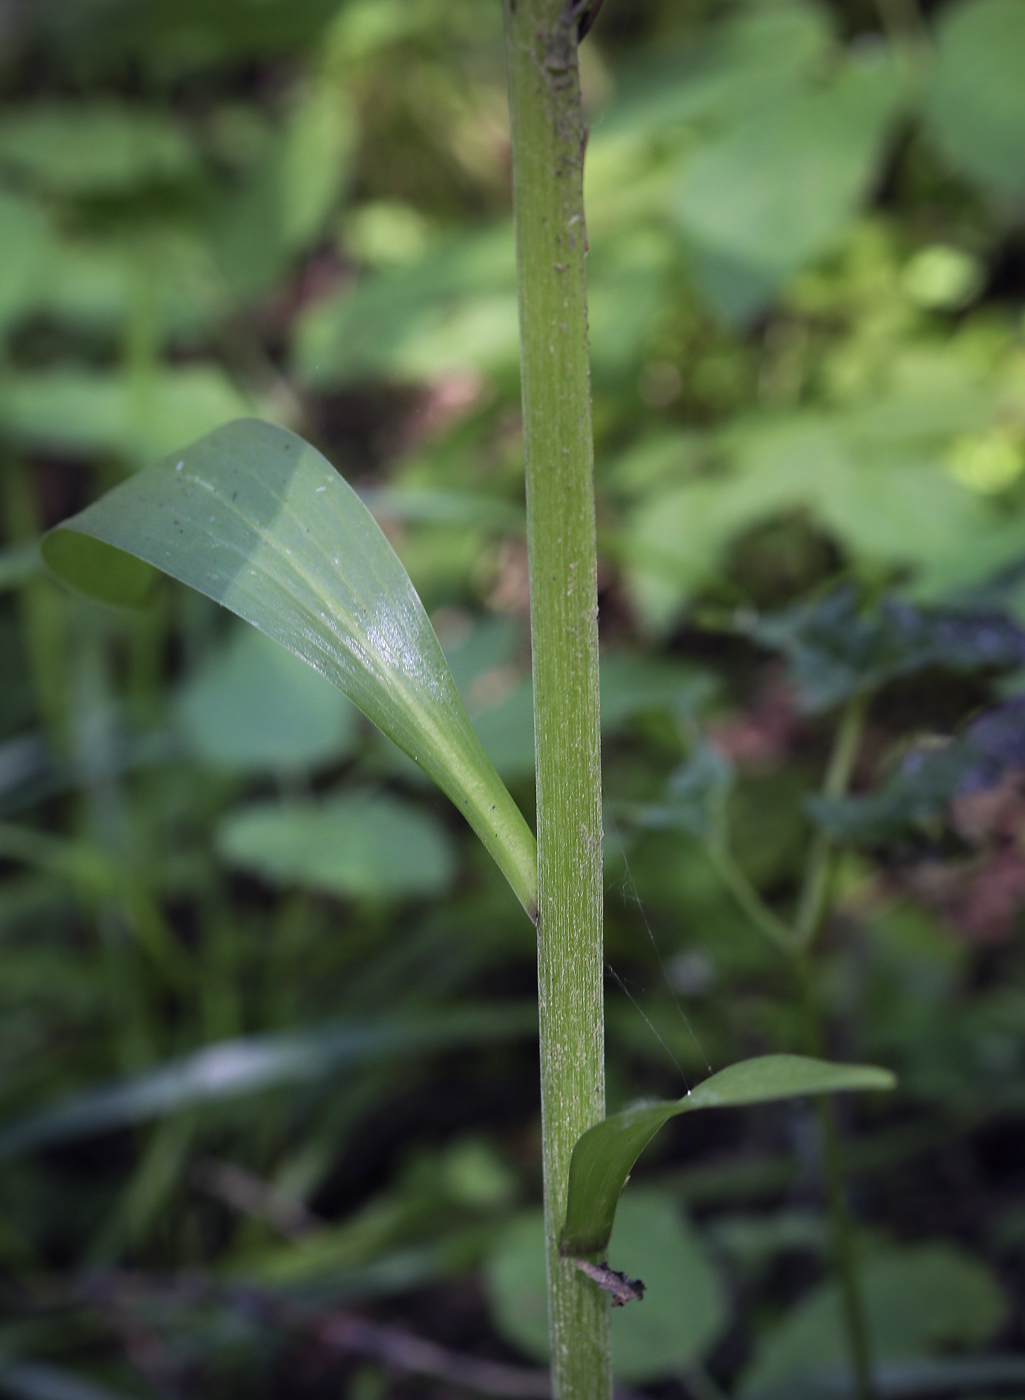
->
502, 1, 611, 1396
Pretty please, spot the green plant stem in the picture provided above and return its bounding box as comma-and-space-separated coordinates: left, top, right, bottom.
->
705, 844, 792, 952
793, 695, 867, 950
792, 695, 875, 1400
704, 695, 874, 1400
502, 3, 611, 1397
796, 951, 876, 1400
873, 0, 931, 72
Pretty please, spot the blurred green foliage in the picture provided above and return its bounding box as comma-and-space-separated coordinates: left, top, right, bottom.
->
1, 0, 1024, 1396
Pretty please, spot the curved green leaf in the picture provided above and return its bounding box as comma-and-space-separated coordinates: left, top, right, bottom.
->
41, 418, 537, 918
561, 1055, 896, 1256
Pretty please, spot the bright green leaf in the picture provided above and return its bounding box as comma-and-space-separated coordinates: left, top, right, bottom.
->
41, 419, 537, 918
488, 1190, 728, 1382
0, 190, 51, 331
279, 76, 356, 251
562, 1056, 895, 1256
216, 790, 455, 898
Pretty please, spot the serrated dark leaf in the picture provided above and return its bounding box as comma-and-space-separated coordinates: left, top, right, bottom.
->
618, 742, 733, 842
809, 697, 1025, 845
744, 587, 1025, 712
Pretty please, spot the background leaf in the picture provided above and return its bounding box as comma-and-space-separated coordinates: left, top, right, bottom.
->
0, 1004, 535, 1158
924, 0, 1025, 198
175, 623, 358, 774
740, 1244, 1009, 1394
216, 790, 456, 898
743, 588, 1025, 712
674, 53, 903, 321
487, 1189, 728, 1383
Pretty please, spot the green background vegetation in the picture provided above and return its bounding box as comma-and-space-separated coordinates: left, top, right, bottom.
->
1, 0, 1024, 1397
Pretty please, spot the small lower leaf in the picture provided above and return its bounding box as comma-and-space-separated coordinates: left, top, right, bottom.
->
561, 1055, 895, 1256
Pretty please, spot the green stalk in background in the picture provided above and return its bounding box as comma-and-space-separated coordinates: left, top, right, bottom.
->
502, 3, 611, 1396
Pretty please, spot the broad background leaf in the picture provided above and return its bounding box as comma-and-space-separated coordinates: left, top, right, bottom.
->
487, 1190, 728, 1384
740, 1243, 1009, 1394
216, 790, 456, 899
175, 622, 358, 773
924, 0, 1025, 198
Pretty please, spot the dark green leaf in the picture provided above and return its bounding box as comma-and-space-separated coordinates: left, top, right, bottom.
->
745, 1355, 1025, 1400
0, 1364, 136, 1400
41, 419, 537, 918
810, 697, 1025, 844
744, 588, 1025, 712
620, 742, 733, 842
808, 744, 972, 845
562, 1056, 895, 1256
740, 1244, 1008, 1395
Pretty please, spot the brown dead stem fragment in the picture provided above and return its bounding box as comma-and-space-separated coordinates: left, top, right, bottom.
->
574, 1259, 646, 1306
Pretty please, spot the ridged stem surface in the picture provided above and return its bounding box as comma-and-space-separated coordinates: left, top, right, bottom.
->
502, 3, 611, 1396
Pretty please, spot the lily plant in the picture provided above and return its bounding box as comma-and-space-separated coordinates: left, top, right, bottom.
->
42, 3, 894, 1395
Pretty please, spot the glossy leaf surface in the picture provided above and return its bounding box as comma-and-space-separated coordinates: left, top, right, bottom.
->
41, 419, 537, 918
562, 1056, 895, 1255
